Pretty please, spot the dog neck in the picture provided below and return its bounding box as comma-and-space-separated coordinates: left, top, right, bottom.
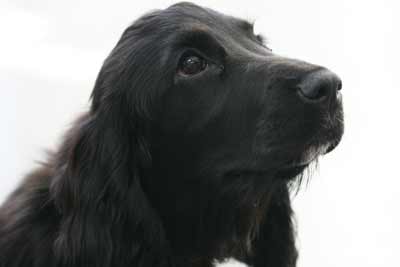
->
144, 165, 286, 262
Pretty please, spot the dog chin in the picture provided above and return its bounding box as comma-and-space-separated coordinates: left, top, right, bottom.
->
275, 143, 333, 180
295, 143, 330, 165
222, 141, 338, 181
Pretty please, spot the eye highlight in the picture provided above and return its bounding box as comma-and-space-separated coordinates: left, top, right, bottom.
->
178, 53, 208, 76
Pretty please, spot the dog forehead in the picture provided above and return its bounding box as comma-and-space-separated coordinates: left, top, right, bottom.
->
125, 3, 270, 66
161, 4, 263, 53
165, 2, 250, 33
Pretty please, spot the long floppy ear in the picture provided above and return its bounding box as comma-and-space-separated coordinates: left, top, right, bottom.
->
50, 109, 169, 267
50, 20, 170, 267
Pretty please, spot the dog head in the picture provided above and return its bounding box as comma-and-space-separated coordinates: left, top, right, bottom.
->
51, 3, 344, 263
91, 2, 343, 184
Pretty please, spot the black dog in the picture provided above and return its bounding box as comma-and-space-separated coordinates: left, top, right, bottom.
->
0, 2, 343, 267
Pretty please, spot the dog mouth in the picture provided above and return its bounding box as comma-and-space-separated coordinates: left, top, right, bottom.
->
278, 137, 342, 178
275, 139, 340, 180
226, 164, 309, 181
290, 143, 331, 166
274, 164, 309, 180
224, 137, 342, 181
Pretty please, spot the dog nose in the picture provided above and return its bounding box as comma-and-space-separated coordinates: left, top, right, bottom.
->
297, 69, 342, 102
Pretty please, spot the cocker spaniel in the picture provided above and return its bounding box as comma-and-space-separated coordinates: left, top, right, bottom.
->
0, 2, 343, 267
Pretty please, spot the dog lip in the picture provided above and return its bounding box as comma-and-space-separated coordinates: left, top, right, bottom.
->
275, 164, 308, 180
224, 143, 336, 179
290, 144, 330, 166
225, 162, 309, 180
324, 140, 340, 154
225, 169, 271, 177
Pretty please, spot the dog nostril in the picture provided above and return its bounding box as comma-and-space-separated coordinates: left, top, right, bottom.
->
297, 69, 341, 102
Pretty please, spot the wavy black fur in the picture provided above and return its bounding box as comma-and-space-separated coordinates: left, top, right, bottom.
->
0, 2, 343, 267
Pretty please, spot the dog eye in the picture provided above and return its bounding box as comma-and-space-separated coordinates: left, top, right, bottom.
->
178, 54, 208, 76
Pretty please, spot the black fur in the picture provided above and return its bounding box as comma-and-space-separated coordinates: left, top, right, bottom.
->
0, 3, 343, 267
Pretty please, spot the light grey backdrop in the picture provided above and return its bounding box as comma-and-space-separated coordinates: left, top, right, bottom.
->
1, 0, 399, 266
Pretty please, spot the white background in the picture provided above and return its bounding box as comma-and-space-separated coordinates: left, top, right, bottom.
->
0, 0, 399, 266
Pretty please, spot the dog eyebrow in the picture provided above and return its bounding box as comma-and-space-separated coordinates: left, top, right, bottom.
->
176, 29, 226, 58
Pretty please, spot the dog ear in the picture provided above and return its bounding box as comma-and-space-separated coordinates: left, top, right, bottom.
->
51, 105, 165, 266
50, 106, 169, 266
49, 29, 170, 267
